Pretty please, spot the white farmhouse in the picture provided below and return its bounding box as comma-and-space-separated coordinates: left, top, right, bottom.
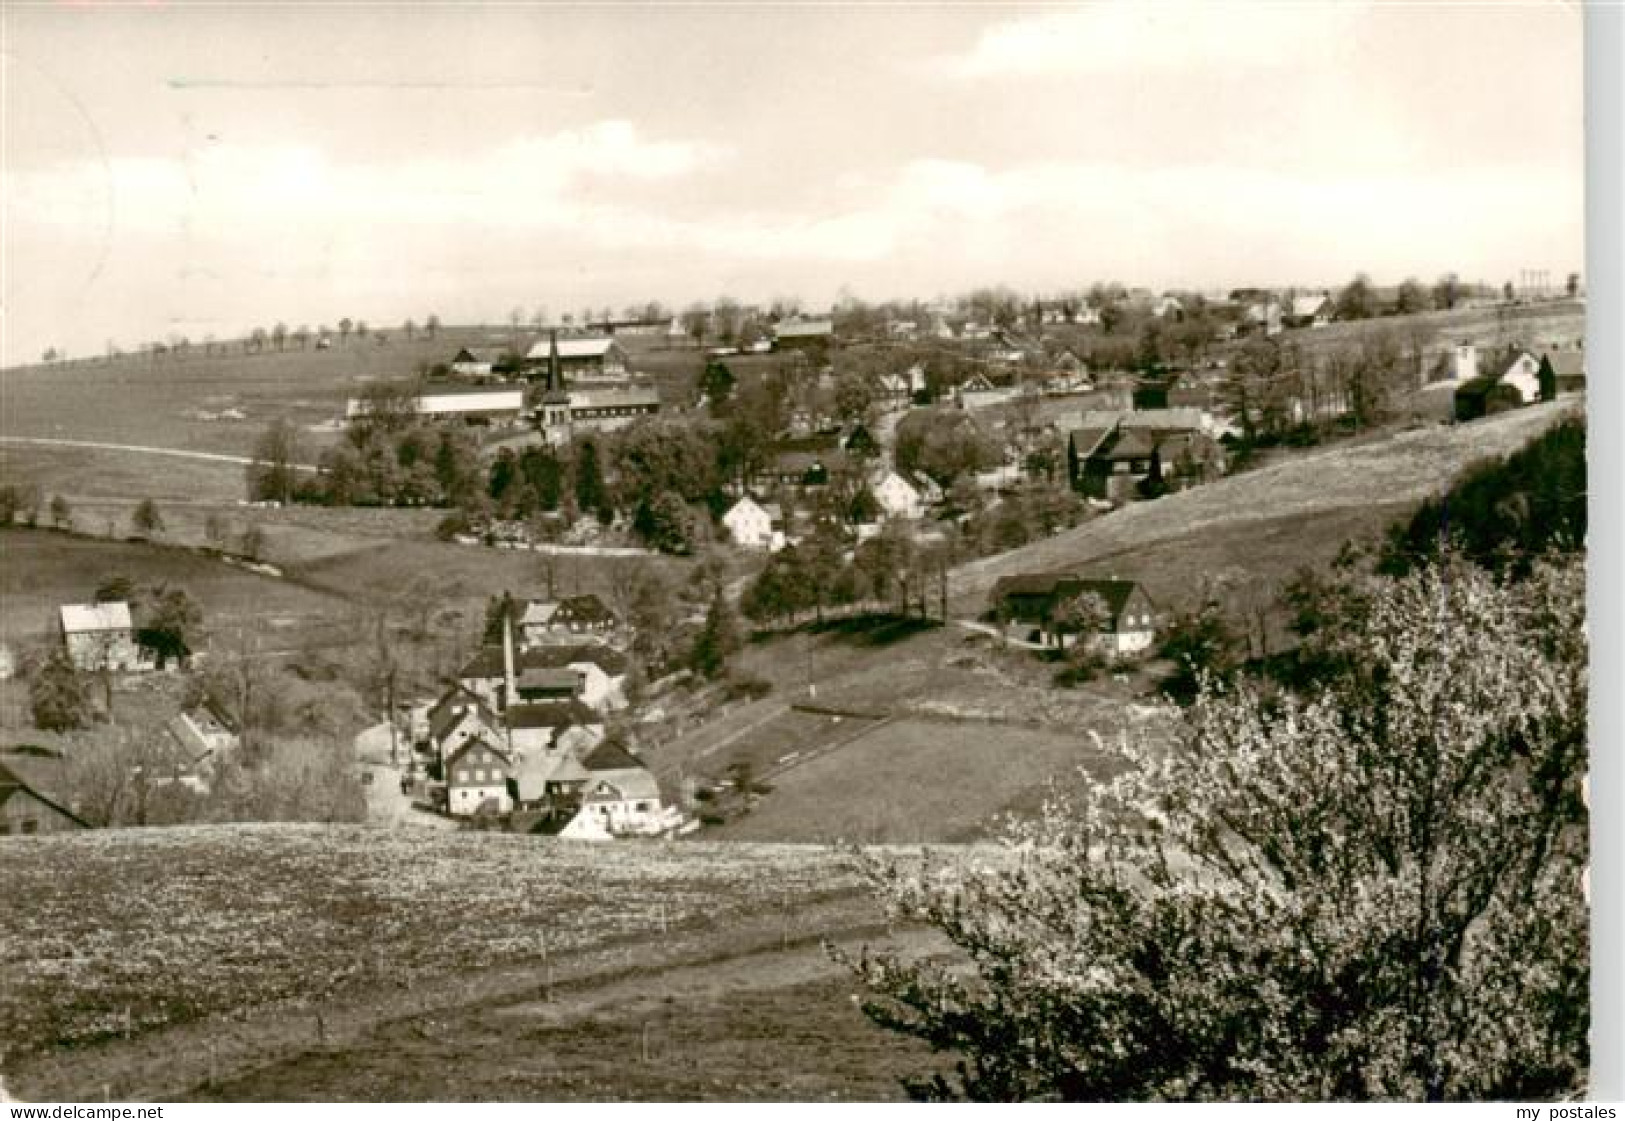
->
723, 496, 787, 551
558, 741, 675, 839
59, 602, 147, 673
872, 471, 924, 521
1499, 351, 1544, 404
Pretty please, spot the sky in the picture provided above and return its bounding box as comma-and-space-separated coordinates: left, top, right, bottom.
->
0, 1, 1585, 367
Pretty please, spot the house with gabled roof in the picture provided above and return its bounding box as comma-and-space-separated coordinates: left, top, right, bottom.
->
450, 346, 513, 379
872, 471, 924, 520
519, 594, 618, 647
445, 737, 512, 817
522, 335, 631, 383
1062, 409, 1226, 501
165, 702, 240, 771
558, 739, 672, 840
519, 644, 629, 711
1288, 293, 1333, 327
59, 602, 147, 673
0, 759, 90, 835
990, 574, 1158, 656
505, 698, 605, 755
723, 495, 788, 552
1496, 351, 1549, 405
878, 364, 927, 406
427, 687, 504, 763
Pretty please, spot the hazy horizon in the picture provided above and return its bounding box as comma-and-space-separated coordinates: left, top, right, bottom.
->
1, 3, 1584, 368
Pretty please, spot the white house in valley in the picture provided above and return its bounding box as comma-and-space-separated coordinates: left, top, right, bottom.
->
557, 740, 675, 839
723, 496, 787, 551
872, 471, 924, 521
59, 602, 147, 673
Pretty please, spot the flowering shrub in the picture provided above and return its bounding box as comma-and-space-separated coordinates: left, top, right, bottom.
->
844, 555, 1588, 1101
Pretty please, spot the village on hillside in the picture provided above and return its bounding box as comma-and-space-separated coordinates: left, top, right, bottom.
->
0, 0, 1600, 1105
0, 276, 1588, 841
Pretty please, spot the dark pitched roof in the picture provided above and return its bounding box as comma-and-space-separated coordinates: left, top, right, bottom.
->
429, 687, 499, 742
1099, 429, 1158, 460
990, 574, 1150, 626
0, 761, 92, 828
445, 736, 511, 769
506, 699, 601, 730
516, 667, 579, 694
581, 739, 646, 772
522, 644, 629, 675
1067, 426, 1114, 459
554, 594, 616, 626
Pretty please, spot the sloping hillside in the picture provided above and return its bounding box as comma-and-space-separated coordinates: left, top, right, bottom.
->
950, 401, 1580, 613
0, 327, 702, 460
0, 824, 938, 1101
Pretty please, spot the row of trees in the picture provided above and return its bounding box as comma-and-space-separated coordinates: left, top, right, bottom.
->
92, 314, 444, 366
1, 484, 74, 530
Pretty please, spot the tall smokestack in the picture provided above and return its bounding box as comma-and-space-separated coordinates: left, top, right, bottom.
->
502, 607, 518, 711
548, 329, 561, 393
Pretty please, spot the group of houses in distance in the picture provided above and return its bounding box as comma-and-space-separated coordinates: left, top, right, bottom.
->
346, 329, 663, 443
412, 593, 683, 839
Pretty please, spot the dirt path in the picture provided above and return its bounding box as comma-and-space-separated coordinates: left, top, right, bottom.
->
7, 891, 929, 1102
0, 436, 318, 473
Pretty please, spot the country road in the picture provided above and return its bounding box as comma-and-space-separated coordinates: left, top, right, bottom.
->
0, 435, 319, 472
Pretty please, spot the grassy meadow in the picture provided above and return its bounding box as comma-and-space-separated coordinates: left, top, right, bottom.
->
0, 825, 867, 1056
713, 715, 1120, 844
950, 400, 1580, 615
0, 527, 352, 648
0, 824, 964, 1102
0, 326, 706, 460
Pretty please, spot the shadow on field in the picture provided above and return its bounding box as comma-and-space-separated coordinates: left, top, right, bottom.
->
805, 613, 942, 648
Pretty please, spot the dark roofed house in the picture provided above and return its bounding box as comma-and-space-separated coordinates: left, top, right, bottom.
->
450, 346, 513, 379
551, 594, 618, 636
515, 667, 580, 703
990, 574, 1158, 657
507, 698, 602, 731
1063, 409, 1224, 502
0, 760, 90, 835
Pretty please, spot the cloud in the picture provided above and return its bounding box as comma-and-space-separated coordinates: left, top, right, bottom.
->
937, 2, 1364, 79
2, 120, 726, 236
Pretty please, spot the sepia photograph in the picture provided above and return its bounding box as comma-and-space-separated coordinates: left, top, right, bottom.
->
0, 0, 1600, 1105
